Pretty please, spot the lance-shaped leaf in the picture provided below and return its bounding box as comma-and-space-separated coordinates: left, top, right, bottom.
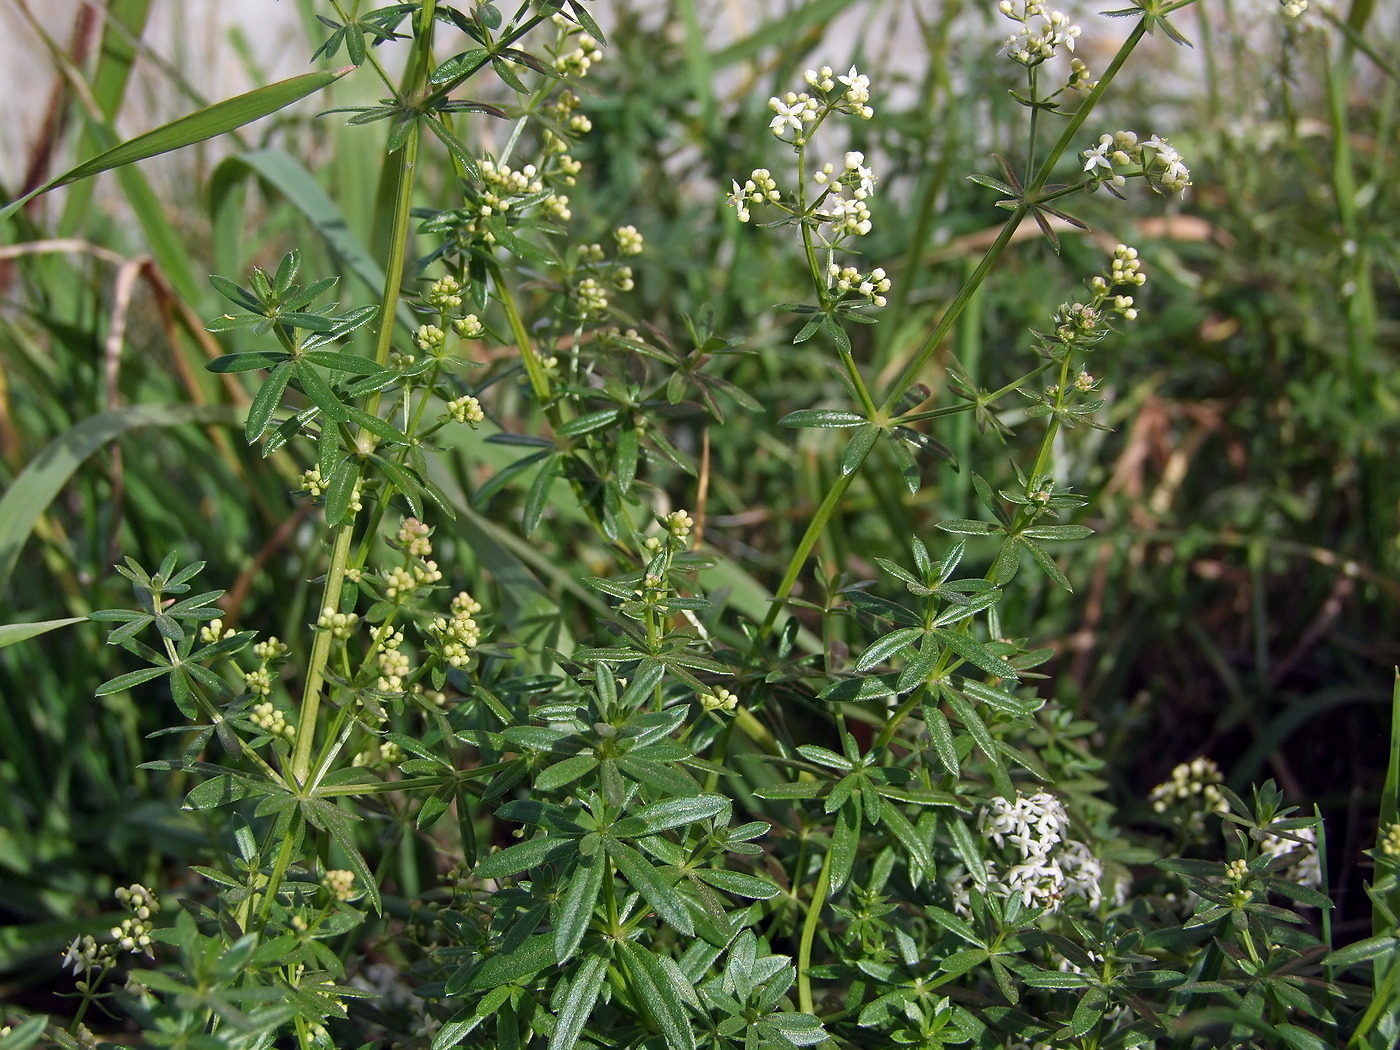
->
2, 68, 352, 221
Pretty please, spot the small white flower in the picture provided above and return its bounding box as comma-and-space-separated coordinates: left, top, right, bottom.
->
768, 97, 806, 136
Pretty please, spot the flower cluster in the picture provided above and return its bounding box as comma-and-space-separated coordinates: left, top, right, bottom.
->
1261, 825, 1323, 889
768, 65, 874, 145
550, 15, 602, 79
1149, 756, 1230, 817
251, 700, 294, 740
727, 168, 781, 223
427, 591, 483, 668
353, 738, 404, 769
615, 224, 644, 256
323, 869, 357, 902
398, 518, 432, 558
973, 792, 1103, 912
426, 274, 462, 311
1381, 821, 1400, 859
999, 0, 1082, 67
375, 629, 411, 693
1082, 131, 1191, 195
1277, 0, 1307, 17
317, 609, 359, 639
198, 617, 236, 644
664, 509, 694, 541
63, 884, 161, 978
700, 686, 738, 713
447, 394, 484, 425
827, 264, 890, 308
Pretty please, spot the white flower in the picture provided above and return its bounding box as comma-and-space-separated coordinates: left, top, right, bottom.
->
768, 97, 806, 136
1082, 135, 1114, 175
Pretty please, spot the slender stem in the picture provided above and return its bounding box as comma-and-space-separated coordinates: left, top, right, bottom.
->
761, 470, 857, 634
256, 823, 298, 927
796, 844, 833, 1014
291, 523, 354, 784
292, 8, 432, 786
877, 214, 1025, 413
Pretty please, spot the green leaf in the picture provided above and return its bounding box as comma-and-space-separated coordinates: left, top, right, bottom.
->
553, 851, 603, 964
476, 835, 574, 879
693, 869, 778, 899
2, 68, 352, 220
933, 629, 1020, 679
452, 934, 556, 994
854, 627, 923, 673
0, 1015, 49, 1050
534, 754, 598, 792
819, 675, 901, 702
608, 840, 693, 935
779, 408, 866, 428
96, 663, 171, 695
1021, 524, 1093, 540
303, 799, 381, 913
246, 360, 296, 443
556, 409, 622, 437
549, 950, 610, 1050
936, 518, 1002, 535
618, 940, 697, 1050
631, 794, 729, 835
0, 617, 86, 649
840, 424, 881, 476
829, 802, 861, 893
1022, 537, 1071, 591
207, 350, 290, 372
294, 359, 349, 423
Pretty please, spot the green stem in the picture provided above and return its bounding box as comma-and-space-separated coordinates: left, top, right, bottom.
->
292, 7, 431, 786
796, 844, 833, 1014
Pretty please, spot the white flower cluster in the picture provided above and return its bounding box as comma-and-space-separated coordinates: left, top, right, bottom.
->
727, 168, 781, 223
768, 65, 874, 143
1261, 825, 1323, 889
452, 314, 484, 339
353, 739, 405, 769
1277, 0, 1307, 17
827, 264, 891, 308
416, 324, 446, 353
317, 609, 359, 639
1082, 131, 1192, 195
478, 158, 544, 215
576, 276, 608, 315
243, 667, 272, 696
448, 394, 484, 425
398, 518, 432, 558
814, 151, 876, 198
977, 792, 1103, 911
323, 869, 357, 902
615, 224, 644, 256
1149, 756, 1230, 821
199, 617, 236, 644
375, 629, 410, 693
1091, 243, 1146, 297
664, 508, 694, 540
428, 593, 483, 668
251, 700, 294, 740
700, 686, 738, 713
553, 31, 602, 78
999, 0, 1081, 67
427, 274, 462, 311
63, 885, 162, 977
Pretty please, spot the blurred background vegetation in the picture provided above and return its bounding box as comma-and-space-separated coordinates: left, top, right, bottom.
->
1, 0, 1396, 1017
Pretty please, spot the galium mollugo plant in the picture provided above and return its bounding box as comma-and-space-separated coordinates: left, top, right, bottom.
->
13, 3, 1393, 1049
